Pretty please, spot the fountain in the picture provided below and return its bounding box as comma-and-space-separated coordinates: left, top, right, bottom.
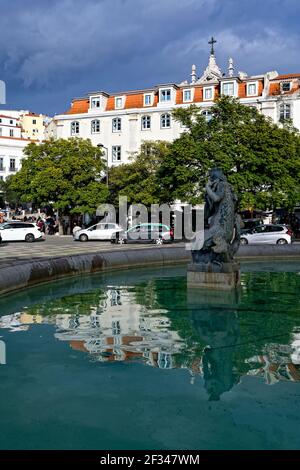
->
188, 168, 241, 290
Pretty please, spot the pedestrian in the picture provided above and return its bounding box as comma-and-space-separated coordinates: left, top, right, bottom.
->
72, 222, 82, 236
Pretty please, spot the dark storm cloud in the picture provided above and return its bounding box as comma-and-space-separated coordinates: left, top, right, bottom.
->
0, 0, 299, 115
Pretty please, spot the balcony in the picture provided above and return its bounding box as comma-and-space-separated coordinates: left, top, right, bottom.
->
0, 167, 5, 172
9, 167, 17, 172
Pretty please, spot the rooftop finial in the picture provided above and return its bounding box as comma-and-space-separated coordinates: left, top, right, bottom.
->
191, 64, 197, 84
208, 36, 217, 55
228, 57, 234, 77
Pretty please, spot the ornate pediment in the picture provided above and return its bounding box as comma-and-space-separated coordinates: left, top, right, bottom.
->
196, 54, 222, 84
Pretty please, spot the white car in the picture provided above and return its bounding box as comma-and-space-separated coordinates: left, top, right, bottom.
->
0, 221, 45, 242
240, 224, 293, 245
74, 223, 123, 242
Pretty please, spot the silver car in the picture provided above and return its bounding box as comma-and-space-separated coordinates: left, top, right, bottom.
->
74, 223, 123, 242
240, 224, 293, 245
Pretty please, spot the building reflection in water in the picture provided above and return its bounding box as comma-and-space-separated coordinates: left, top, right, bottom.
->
0, 278, 300, 400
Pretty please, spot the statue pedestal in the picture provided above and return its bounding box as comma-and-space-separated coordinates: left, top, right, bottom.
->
187, 262, 240, 290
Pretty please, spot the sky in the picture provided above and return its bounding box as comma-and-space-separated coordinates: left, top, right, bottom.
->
0, 0, 299, 116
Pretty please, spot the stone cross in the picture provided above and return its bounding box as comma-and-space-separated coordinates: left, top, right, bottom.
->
208, 37, 217, 55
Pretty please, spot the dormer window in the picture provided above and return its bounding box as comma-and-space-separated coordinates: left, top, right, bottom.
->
144, 93, 153, 106
91, 96, 101, 108
281, 82, 291, 92
160, 89, 171, 102
222, 81, 235, 96
203, 87, 214, 101
247, 82, 258, 96
183, 89, 193, 103
115, 97, 124, 109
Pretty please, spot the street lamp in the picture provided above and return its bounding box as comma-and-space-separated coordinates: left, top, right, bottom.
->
97, 144, 109, 188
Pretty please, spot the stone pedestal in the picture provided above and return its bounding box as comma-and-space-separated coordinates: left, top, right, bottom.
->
187, 262, 240, 290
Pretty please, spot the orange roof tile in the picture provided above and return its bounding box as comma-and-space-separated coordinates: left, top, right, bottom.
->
65, 98, 89, 114
105, 96, 115, 111
0, 115, 18, 120
194, 87, 203, 103
239, 82, 247, 98
124, 94, 144, 109
273, 73, 300, 80
269, 83, 280, 95
269, 81, 299, 96
176, 89, 183, 105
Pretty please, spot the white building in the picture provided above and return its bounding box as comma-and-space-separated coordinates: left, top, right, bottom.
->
0, 108, 49, 181
53, 43, 300, 166
0, 114, 29, 181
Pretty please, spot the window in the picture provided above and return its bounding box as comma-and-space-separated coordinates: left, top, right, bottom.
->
32, 119, 37, 124
144, 94, 153, 106
222, 82, 235, 96
202, 110, 212, 122
183, 89, 192, 102
0, 158, 3, 171
9, 129, 14, 137
279, 103, 291, 122
0, 128, 2, 136
91, 119, 100, 133
282, 82, 291, 92
115, 97, 123, 109
141, 115, 151, 130
91, 97, 101, 108
10, 120, 13, 125
161, 113, 171, 128
204, 87, 213, 100
112, 146, 121, 162
112, 117, 122, 132
71, 121, 80, 135
160, 89, 171, 102
247, 83, 257, 96
10, 158, 16, 171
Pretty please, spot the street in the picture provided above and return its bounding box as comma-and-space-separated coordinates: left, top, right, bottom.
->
0, 235, 184, 266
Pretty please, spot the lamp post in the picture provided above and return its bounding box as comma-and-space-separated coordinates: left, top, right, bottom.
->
97, 144, 109, 188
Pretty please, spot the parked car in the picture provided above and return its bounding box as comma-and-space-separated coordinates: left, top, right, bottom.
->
241, 218, 264, 234
0, 221, 45, 243
112, 223, 174, 245
74, 223, 123, 242
240, 224, 293, 245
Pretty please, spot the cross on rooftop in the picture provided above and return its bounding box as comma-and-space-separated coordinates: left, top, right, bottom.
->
208, 36, 217, 55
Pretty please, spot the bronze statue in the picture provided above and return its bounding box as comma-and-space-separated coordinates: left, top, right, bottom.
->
192, 168, 241, 268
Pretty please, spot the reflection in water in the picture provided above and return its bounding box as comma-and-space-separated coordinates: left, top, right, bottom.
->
191, 309, 240, 401
1, 271, 300, 401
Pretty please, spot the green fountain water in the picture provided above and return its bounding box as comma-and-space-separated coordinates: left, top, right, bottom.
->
0, 262, 300, 450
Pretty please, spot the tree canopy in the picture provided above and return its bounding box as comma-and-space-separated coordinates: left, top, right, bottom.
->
9, 138, 108, 215
108, 141, 170, 206
159, 96, 300, 210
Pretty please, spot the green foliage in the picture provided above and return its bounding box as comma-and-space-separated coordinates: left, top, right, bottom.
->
9, 138, 108, 215
159, 96, 300, 210
0, 176, 20, 207
108, 141, 170, 206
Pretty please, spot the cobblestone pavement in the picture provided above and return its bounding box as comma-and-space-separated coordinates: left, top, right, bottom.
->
0, 236, 184, 266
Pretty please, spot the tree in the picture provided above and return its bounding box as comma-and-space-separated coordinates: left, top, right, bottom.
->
0, 176, 20, 208
9, 138, 108, 217
158, 96, 300, 210
108, 141, 170, 206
